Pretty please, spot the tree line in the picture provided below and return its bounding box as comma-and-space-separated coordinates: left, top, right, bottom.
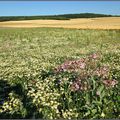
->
0, 13, 118, 22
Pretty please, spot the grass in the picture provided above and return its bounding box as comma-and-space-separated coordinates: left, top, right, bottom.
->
0, 28, 120, 119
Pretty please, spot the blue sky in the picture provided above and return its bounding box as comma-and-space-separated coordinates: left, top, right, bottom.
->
0, 1, 120, 16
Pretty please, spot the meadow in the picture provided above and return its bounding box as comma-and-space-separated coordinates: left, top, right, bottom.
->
0, 27, 120, 119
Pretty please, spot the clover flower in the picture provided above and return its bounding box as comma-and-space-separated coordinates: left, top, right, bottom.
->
95, 66, 109, 78
54, 58, 86, 73
102, 79, 118, 87
70, 79, 89, 92
71, 82, 80, 91
89, 53, 100, 60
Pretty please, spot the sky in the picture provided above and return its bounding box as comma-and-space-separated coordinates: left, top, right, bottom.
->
0, 1, 120, 16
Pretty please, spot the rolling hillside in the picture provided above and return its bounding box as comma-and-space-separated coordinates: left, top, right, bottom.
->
0, 13, 117, 22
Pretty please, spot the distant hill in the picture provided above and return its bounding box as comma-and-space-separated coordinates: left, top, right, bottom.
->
0, 13, 119, 22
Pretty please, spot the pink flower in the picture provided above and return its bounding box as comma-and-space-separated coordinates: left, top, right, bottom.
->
102, 79, 118, 87
71, 82, 80, 91
71, 79, 89, 92
54, 58, 87, 73
79, 63, 86, 69
89, 53, 100, 60
95, 66, 109, 78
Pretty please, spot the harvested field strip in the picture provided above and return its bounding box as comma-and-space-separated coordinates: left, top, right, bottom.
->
0, 17, 120, 29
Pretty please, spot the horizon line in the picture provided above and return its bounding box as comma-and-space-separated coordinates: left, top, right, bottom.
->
0, 12, 120, 17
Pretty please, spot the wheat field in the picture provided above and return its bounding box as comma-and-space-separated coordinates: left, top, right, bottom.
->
0, 17, 120, 29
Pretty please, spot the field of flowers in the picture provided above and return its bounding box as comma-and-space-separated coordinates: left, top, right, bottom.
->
0, 28, 120, 119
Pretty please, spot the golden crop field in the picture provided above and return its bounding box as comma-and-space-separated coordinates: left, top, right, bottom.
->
0, 17, 120, 29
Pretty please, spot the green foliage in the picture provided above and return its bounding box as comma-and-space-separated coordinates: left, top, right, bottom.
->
0, 13, 116, 22
0, 28, 120, 119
